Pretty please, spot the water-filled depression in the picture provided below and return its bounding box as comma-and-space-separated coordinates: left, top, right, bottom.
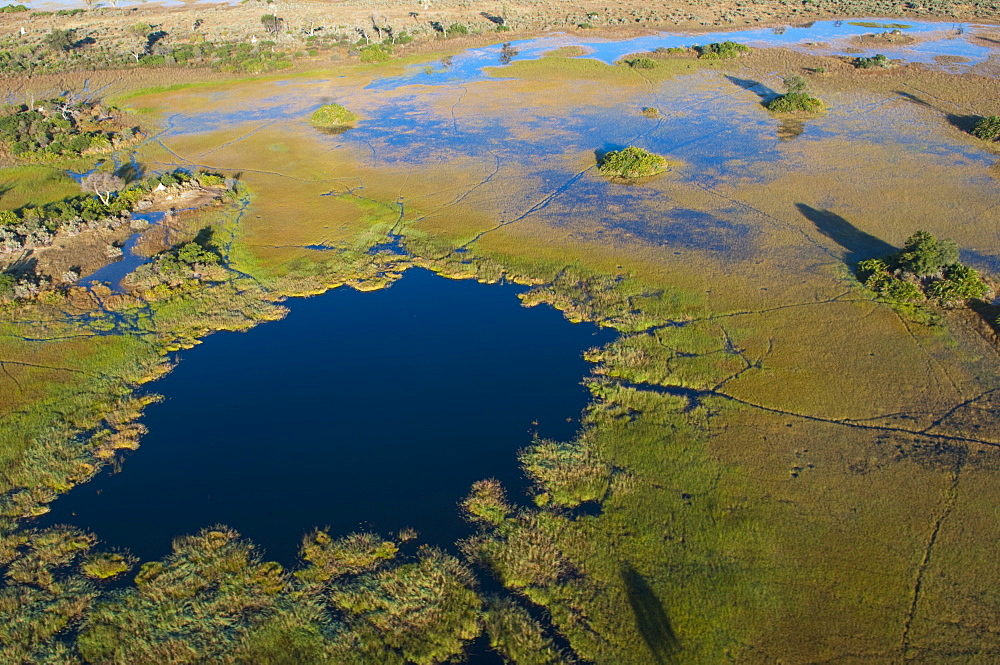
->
42, 268, 615, 564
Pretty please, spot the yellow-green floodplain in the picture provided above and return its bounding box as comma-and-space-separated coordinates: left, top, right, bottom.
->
3, 23, 1000, 664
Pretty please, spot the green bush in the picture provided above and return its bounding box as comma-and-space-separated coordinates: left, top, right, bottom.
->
197, 171, 227, 187
855, 230, 991, 308
767, 75, 824, 114
359, 44, 392, 63
767, 92, 824, 114
448, 23, 469, 36
696, 41, 750, 59
0, 4, 27, 12
971, 115, 1000, 141
855, 53, 891, 69
896, 230, 959, 276
624, 57, 656, 69
309, 103, 358, 128
927, 263, 990, 304
598, 146, 669, 179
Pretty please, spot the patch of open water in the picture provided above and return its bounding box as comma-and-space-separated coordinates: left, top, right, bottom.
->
79, 211, 166, 292
41, 268, 615, 564
367, 19, 995, 90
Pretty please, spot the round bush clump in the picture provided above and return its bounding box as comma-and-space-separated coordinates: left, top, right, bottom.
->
598, 146, 669, 179
309, 104, 359, 129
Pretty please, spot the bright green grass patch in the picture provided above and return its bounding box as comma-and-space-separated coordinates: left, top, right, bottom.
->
309, 103, 359, 129
0, 166, 79, 210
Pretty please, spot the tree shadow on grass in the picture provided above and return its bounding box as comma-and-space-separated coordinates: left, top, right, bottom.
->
724, 75, 777, 103
620, 562, 679, 664
796, 203, 896, 265
945, 113, 981, 134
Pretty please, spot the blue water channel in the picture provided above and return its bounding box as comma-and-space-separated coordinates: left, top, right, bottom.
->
42, 268, 615, 564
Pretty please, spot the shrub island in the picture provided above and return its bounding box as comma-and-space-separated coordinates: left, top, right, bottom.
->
309, 103, 359, 130
597, 146, 671, 179
766, 75, 825, 114
857, 230, 992, 307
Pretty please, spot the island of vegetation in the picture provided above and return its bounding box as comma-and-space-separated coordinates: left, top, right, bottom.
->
766, 75, 825, 114
854, 53, 892, 68
695, 41, 751, 59
309, 103, 359, 130
857, 230, 991, 306
971, 115, 1000, 141
597, 146, 670, 179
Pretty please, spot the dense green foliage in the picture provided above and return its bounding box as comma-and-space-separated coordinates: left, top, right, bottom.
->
766, 75, 825, 114
598, 146, 669, 178
696, 41, 750, 59
623, 57, 656, 69
359, 44, 392, 63
44, 29, 77, 54
309, 103, 359, 128
971, 115, 1000, 141
0, 4, 27, 12
0, 98, 132, 160
855, 53, 891, 69
481, 596, 567, 664
856, 231, 990, 306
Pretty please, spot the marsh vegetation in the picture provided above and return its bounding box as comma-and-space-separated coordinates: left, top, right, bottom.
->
597, 146, 670, 179
309, 103, 359, 130
2, 15, 1000, 665
765, 75, 825, 114
857, 231, 991, 306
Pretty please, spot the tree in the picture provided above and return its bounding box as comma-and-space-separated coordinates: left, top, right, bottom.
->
896, 230, 959, 276
44, 29, 76, 53
82, 172, 124, 206
127, 23, 151, 63
261, 14, 283, 37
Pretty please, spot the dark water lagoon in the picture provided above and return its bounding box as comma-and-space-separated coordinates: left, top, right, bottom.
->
42, 268, 614, 564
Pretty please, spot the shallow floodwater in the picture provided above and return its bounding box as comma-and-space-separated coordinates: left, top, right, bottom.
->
43, 268, 614, 564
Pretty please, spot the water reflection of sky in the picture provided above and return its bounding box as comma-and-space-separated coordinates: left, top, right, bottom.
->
148, 21, 1000, 264
367, 19, 996, 91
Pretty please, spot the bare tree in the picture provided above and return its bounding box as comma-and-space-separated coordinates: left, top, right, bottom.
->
82, 172, 125, 206
370, 12, 389, 41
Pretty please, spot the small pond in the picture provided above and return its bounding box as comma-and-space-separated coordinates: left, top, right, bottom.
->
42, 268, 615, 564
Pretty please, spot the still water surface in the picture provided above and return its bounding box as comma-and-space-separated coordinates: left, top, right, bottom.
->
43, 268, 614, 564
